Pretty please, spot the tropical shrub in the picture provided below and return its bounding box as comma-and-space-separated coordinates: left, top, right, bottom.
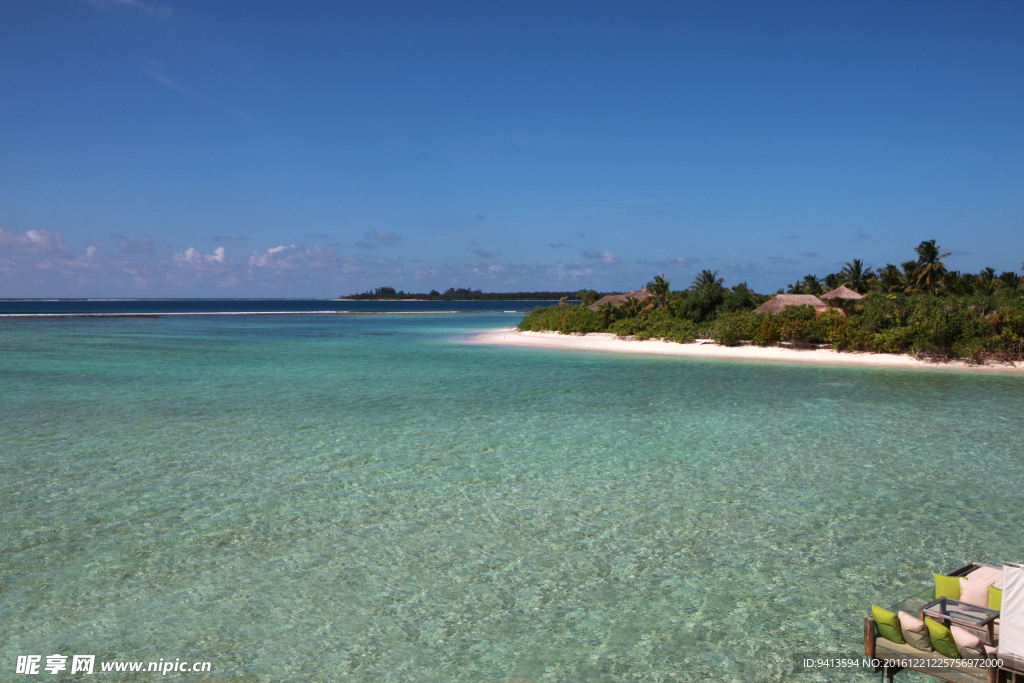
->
711, 315, 742, 346
517, 271, 1024, 362
517, 304, 604, 334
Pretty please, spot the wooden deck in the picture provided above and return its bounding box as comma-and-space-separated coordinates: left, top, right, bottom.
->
864, 562, 1024, 683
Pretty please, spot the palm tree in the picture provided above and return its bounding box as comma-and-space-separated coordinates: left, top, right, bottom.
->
723, 282, 760, 312
690, 270, 723, 290
943, 270, 968, 296
900, 261, 921, 293
876, 264, 906, 293
646, 274, 671, 309
913, 240, 951, 295
683, 270, 726, 321
575, 289, 601, 308
975, 267, 1001, 295
801, 274, 823, 295
621, 295, 654, 318
998, 271, 1021, 291
840, 259, 875, 294
600, 295, 654, 322
598, 301, 620, 324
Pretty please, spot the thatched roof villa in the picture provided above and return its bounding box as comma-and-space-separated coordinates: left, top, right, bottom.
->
589, 288, 651, 312
821, 285, 865, 301
590, 285, 861, 315
753, 294, 830, 314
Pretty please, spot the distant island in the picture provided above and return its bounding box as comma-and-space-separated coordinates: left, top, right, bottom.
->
341, 286, 583, 301
513, 240, 1024, 365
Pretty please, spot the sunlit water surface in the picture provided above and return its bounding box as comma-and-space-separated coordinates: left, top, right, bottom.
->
2, 313, 1022, 682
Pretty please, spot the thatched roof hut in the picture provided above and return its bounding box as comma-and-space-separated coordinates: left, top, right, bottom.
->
753, 294, 829, 314
589, 288, 651, 312
821, 285, 865, 301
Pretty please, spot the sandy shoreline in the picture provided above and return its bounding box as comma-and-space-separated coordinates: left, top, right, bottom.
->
469, 328, 1024, 373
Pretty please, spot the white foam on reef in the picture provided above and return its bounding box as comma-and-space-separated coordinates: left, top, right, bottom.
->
0, 310, 494, 318
0, 311, 341, 317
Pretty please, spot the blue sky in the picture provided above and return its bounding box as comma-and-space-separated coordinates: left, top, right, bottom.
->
1, 1, 1022, 297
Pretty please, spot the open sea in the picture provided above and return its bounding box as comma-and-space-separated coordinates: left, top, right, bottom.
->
2, 300, 1022, 682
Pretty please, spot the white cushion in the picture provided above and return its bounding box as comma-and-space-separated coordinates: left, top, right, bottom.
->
968, 565, 1003, 589
960, 577, 994, 607
952, 624, 982, 651
899, 611, 933, 651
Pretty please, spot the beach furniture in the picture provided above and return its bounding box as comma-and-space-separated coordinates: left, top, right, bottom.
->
919, 598, 999, 646
864, 561, 1024, 683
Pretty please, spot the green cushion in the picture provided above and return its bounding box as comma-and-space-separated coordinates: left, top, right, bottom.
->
934, 574, 961, 600
925, 618, 961, 659
989, 586, 1002, 610
872, 605, 905, 644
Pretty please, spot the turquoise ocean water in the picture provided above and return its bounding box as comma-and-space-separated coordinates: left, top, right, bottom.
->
2, 311, 1022, 682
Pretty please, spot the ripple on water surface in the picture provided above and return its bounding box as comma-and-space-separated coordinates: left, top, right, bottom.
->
1, 314, 1022, 682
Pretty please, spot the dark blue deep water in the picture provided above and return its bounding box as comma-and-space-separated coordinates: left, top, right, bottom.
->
0, 298, 566, 315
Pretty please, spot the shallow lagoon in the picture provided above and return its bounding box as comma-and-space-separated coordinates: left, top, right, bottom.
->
2, 312, 1022, 681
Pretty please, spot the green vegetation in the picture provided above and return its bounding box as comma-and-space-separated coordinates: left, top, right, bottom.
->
343, 286, 580, 301
517, 271, 769, 343
517, 241, 1024, 363
783, 240, 1022, 297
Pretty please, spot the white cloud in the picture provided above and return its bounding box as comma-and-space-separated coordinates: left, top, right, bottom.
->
174, 246, 228, 269
248, 245, 292, 269
656, 256, 701, 268
247, 245, 353, 276
31, 255, 101, 276
547, 262, 594, 280
580, 248, 621, 265
0, 228, 68, 254
469, 263, 510, 278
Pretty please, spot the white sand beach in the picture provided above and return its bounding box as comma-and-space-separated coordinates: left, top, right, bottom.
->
470, 328, 1024, 373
